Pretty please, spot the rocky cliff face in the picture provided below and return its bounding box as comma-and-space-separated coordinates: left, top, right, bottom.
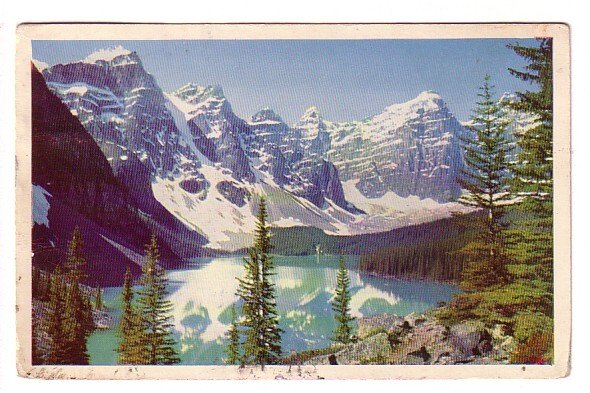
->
42, 48, 188, 173
324, 91, 465, 202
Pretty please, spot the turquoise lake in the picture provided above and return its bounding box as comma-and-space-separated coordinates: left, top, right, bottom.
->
87, 255, 459, 365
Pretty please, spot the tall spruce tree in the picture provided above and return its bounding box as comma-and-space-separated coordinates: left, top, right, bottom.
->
501, 38, 554, 363
62, 277, 91, 364
225, 305, 240, 365
332, 257, 354, 344
507, 38, 553, 214
65, 226, 88, 282
455, 75, 514, 293
236, 197, 282, 366
135, 235, 180, 365
117, 267, 143, 364
45, 266, 69, 364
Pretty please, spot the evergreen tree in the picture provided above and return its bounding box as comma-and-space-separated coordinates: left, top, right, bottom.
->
236, 197, 282, 366
501, 38, 554, 362
135, 235, 180, 365
456, 75, 514, 292
117, 267, 144, 364
225, 305, 240, 365
64, 226, 88, 282
61, 277, 91, 364
507, 38, 553, 214
45, 266, 69, 364
332, 257, 355, 344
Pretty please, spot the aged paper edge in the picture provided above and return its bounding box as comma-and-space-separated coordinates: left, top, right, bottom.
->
15, 23, 571, 380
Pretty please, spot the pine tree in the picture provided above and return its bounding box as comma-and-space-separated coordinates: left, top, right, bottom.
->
64, 227, 88, 282
135, 235, 180, 365
456, 75, 514, 292
501, 38, 554, 362
61, 276, 91, 364
225, 305, 240, 365
236, 197, 282, 366
332, 257, 355, 344
117, 267, 143, 364
45, 266, 69, 364
507, 38, 553, 215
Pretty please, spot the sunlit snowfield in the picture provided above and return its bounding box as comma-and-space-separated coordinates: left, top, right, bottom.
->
88, 255, 459, 365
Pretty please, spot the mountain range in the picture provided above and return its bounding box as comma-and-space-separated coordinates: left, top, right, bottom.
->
33, 46, 473, 257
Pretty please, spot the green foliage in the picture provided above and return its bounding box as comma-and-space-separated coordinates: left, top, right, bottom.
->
42, 229, 96, 365
62, 275, 93, 364
117, 267, 144, 364
359, 215, 475, 281
224, 305, 240, 365
134, 235, 180, 365
65, 226, 88, 282
507, 38, 553, 216
440, 40, 555, 365
439, 76, 514, 324
332, 257, 355, 344
235, 197, 283, 366
45, 266, 69, 364
511, 331, 553, 364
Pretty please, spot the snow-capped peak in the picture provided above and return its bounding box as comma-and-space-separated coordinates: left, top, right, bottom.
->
301, 106, 322, 121
173, 83, 225, 104
83, 46, 133, 64
250, 107, 284, 124
32, 59, 49, 71
378, 90, 447, 123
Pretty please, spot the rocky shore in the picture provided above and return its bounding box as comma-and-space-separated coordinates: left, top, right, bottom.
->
297, 311, 515, 365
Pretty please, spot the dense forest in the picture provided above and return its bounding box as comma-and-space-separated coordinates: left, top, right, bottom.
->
270, 212, 481, 257
358, 230, 469, 282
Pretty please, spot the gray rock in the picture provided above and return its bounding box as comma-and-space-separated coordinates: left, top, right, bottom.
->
449, 321, 487, 356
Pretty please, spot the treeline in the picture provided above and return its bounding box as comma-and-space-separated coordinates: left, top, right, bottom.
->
32, 228, 98, 365
359, 235, 468, 282
271, 212, 481, 257
32, 228, 180, 366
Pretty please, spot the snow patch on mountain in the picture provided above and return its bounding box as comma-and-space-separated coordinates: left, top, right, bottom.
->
164, 94, 198, 153
342, 180, 452, 214
32, 59, 49, 71
32, 185, 51, 228
83, 45, 132, 63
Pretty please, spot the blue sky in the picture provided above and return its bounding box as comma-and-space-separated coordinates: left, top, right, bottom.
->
32, 39, 537, 123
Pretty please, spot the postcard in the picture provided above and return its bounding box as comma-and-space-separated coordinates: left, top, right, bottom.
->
15, 23, 570, 379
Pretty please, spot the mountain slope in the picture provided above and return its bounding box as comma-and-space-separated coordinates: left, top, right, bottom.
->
31, 63, 181, 285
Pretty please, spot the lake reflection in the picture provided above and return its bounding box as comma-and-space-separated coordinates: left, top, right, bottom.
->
88, 255, 459, 365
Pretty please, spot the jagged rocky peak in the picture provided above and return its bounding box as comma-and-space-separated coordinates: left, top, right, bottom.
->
297, 106, 324, 127
250, 107, 285, 124
295, 106, 331, 155
173, 83, 225, 103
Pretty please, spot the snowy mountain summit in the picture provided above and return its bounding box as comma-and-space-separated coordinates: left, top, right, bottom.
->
39, 49, 469, 251
83, 45, 133, 64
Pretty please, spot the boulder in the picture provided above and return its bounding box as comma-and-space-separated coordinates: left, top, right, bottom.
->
449, 321, 487, 356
